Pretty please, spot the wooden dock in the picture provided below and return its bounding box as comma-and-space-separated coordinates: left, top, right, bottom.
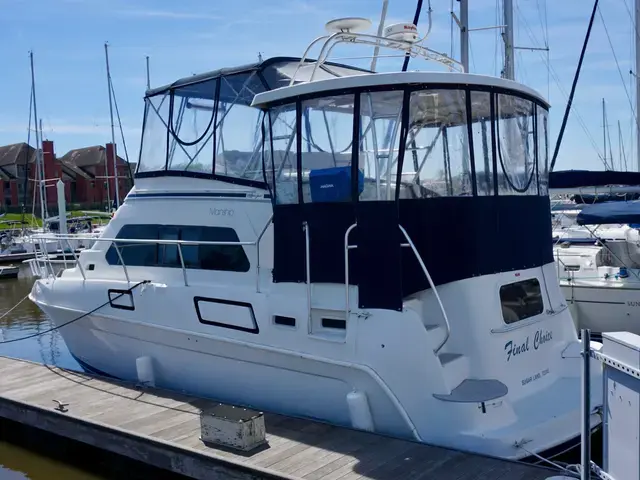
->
0, 356, 559, 480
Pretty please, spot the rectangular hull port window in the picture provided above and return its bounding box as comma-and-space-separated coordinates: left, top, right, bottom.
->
108, 289, 135, 311
194, 297, 259, 334
309, 309, 347, 342
322, 318, 346, 329
500, 278, 544, 324
273, 316, 296, 327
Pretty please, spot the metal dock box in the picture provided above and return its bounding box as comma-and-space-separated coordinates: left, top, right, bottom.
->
602, 332, 640, 480
199, 403, 266, 451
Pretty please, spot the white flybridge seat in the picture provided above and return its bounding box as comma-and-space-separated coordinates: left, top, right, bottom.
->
28, 15, 602, 462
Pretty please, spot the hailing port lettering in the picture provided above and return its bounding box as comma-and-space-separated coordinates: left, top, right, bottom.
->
504, 329, 553, 362
210, 208, 234, 216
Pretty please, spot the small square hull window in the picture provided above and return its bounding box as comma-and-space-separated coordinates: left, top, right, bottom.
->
500, 278, 544, 324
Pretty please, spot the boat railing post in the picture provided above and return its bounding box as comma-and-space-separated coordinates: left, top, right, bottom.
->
112, 241, 130, 286
303, 221, 312, 333
254, 214, 273, 294
581, 328, 591, 480
67, 238, 86, 280
43, 238, 55, 278
58, 238, 68, 270
176, 243, 188, 287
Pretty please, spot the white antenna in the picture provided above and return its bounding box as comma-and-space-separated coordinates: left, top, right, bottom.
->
105, 42, 119, 210
145, 55, 151, 90
325, 17, 372, 34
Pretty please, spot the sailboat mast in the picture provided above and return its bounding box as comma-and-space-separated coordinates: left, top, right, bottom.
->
460, 0, 469, 72
636, 0, 640, 171
503, 0, 515, 80
29, 52, 46, 225
39, 118, 48, 220
105, 42, 119, 210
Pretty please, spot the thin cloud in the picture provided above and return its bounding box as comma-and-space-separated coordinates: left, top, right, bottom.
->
117, 9, 221, 21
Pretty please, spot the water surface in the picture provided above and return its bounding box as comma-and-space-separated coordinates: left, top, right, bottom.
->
0, 265, 92, 478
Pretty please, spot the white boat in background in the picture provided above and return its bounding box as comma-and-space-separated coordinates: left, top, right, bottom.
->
552, 194, 640, 336
27, 9, 602, 462
0, 265, 19, 279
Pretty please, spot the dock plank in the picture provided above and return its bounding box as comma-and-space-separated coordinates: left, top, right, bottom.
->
0, 356, 560, 480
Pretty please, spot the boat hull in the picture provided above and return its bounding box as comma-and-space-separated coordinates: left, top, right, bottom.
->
560, 282, 640, 335
32, 290, 602, 461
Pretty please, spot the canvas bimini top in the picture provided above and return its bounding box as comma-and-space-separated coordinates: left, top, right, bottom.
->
144, 56, 372, 101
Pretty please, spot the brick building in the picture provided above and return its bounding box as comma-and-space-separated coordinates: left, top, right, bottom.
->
0, 140, 135, 212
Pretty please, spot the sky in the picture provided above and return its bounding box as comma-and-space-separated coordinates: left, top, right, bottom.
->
0, 0, 637, 172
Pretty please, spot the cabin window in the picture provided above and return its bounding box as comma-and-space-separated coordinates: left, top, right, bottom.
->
359, 91, 403, 201
301, 94, 356, 203
495, 94, 537, 195
400, 89, 472, 198
138, 93, 170, 173
268, 104, 299, 205
499, 278, 544, 324
106, 224, 250, 272
166, 79, 218, 174
214, 73, 266, 183
470, 91, 494, 196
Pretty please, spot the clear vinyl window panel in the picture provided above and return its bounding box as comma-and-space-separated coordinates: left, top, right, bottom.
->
499, 278, 544, 324
268, 104, 299, 205
400, 89, 472, 198
359, 91, 403, 201
138, 93, 170, 173
301, 94, 355, 203
137, 73, 268, 182
214, 73, 266, 182
470, 91, 494, 196
496, 94, 537, 195
537, 107, 549, 195
166, 79, 217, 174
105, 224, 250, 272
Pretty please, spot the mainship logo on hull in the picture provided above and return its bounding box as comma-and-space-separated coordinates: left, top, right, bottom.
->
504, 329, 552, 362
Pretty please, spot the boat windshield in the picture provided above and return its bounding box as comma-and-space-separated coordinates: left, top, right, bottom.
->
135, 58, 370, 187
263, 84, 549, 204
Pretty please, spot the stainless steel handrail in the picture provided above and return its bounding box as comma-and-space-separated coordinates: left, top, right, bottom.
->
29, 215, 274, 290
398, 225, 451, 354
344, 223, 358, 320
303, 221, 312, 333
344, 223, 450, 354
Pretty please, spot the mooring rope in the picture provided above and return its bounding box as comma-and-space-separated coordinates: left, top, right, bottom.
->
0, 280, 149, 345
0, 294, 30, 322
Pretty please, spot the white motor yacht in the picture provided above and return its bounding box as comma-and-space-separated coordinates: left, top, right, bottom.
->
29, 17, 602, 461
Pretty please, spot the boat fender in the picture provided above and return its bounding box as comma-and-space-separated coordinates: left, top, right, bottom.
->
346, 390, 374, 432
136, 356, 155, 387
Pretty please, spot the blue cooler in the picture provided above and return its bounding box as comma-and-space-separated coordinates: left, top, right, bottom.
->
309, 166, 364, 202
